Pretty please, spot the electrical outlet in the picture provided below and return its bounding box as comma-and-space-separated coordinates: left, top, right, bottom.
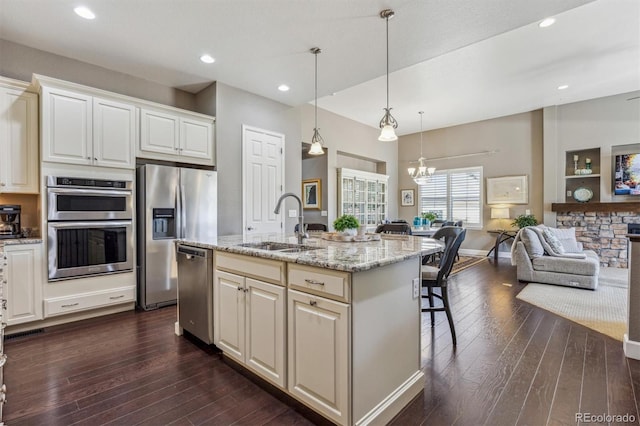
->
288, 209, 297, 218
525, 209, 531, 215
412, 278, 420, 299
321, 210, 328, 216
567, 190, 572, 197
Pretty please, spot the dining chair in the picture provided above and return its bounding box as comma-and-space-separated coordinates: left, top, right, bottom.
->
294, 223, 328, 232
374, 223, 412, 235
421, 227, 466, 345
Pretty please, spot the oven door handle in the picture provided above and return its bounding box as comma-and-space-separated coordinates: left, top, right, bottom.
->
47, 220, 132, 229
47, 188, 132, 197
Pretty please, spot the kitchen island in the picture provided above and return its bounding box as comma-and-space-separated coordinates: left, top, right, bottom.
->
178, 233, 443, 426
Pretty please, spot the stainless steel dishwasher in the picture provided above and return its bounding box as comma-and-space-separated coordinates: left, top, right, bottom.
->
177, 244, 213, 344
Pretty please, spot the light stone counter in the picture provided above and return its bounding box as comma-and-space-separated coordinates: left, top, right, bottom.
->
2, 238, 43, 246
179, 232, 443, 273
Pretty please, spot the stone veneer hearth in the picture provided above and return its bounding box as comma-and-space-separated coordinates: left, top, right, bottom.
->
555, 211, 640, 268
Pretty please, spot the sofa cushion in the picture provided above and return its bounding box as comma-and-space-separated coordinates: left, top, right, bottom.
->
549, 227, 582, 253
532, 254, 599, 276
520, 228, 545, 259
542, 228, 565, 254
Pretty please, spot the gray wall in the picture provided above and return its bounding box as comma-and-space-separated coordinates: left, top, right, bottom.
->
398, 110, 544, 252
543, 91, 640, 224
0, 39, 196, 110
195, 82, 302, 236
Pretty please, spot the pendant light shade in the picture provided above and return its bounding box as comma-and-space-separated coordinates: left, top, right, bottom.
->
408, 111, 435, 184
378, 9, 398, 142
309, 47, 325, 155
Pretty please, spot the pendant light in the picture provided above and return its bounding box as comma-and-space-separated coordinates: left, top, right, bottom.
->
308, 47, 325, 155
378, 9, 398, 142
407, 111, 435, 184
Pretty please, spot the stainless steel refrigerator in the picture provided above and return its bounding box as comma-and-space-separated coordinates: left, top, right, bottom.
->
136, 164, 217, 310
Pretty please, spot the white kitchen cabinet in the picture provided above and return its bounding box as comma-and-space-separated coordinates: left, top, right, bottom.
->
41, 86, 135, 169
287, 288, 349, 425
337, 168, 388, 229
0, 79, 39, 193
139, 107, 214, 165
3, 243, 43, 326
214, 253, 286, 388
92, 97, 136, 168
214, 270, 286, 388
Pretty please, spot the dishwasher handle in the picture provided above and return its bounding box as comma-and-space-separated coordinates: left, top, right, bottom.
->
177, 245, 210, 259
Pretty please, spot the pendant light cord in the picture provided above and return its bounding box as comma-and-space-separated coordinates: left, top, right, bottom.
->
386, 14, 389, 110
315, 48, 318, 129
419, 111, 424, 157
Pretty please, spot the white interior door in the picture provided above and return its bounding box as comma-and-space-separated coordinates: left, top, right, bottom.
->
242, 125, 284, 236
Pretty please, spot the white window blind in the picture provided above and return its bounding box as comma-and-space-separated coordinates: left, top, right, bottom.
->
418, 167, 483, 228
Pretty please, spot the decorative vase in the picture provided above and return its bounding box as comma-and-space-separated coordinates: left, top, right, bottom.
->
342, 228, 357, 237
422, 218, 430, 227
413, 216, 422, 227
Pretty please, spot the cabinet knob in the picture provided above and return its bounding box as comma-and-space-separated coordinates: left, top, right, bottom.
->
309, 300, 317, 306
0, 182, 5, 187
94, 157, 97, 161
237, 286, 243, 291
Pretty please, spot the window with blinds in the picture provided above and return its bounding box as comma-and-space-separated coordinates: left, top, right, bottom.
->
418, 167, 483, 228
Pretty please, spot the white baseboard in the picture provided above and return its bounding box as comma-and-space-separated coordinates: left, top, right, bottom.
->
459, 248, 511, 259
624, 334, 640, 360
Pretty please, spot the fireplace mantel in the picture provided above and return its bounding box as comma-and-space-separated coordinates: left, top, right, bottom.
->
551, 202, 640, 213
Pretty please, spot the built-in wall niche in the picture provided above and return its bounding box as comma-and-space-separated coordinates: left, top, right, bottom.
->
0, 193, 40, 235
336, 151, 386, 174
301, 143, 328, 227
564, 147, 600, 202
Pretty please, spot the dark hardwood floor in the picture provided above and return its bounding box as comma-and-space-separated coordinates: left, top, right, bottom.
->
4, 259, 640, 425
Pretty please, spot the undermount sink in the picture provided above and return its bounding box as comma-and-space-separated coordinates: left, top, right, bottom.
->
238, 241, 321, 253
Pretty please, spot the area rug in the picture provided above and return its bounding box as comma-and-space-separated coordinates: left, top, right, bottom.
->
451, 256, 488, 275
516, 267, 628, 341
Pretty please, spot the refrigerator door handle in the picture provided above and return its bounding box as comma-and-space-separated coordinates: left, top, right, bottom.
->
175, 185, 182, 239
180, 185, 187, 239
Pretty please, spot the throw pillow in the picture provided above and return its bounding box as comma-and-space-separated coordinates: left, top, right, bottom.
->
549, 227, 581, 253
520, 228, 544, 258
543, 228, 565, 254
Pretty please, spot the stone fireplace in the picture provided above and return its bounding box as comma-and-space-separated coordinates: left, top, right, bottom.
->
552, 202, 640, 268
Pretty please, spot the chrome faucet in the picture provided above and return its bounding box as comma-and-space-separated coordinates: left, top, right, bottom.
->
274, 192, 307, 244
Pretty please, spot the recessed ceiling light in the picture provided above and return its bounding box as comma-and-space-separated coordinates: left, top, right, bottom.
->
558, 84, 569, 90
539, 17, 555, 28
74, 6, 95, 20
200, 54, 215, 64
278, 84, 290, 92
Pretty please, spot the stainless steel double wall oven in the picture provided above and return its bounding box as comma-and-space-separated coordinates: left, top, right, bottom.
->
47, 176, 134, 281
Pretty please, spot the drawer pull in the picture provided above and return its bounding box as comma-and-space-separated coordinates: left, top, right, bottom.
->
304, 279, 325, 286
237, 286, 244, 291
61, 303, 79, 308
309, 300, 317, 306
109, 295, 125, 300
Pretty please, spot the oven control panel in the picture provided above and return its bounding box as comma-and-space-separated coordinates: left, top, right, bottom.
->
48, 176, 132, 190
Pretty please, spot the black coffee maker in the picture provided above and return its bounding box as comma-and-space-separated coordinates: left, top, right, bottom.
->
0, 205, 21, 239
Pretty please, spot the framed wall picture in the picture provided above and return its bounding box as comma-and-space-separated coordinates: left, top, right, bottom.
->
401, 189, 415, 206
302, 178, 321, 209
486, 175, 528, 204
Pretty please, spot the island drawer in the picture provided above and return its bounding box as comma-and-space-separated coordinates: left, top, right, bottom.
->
288, 264, 350, 302
216, 252, 285, 286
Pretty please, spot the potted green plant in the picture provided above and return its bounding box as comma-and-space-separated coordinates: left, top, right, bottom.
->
333, 214, 360, 236
421, 212, 437, 226
512, 214, 538, 229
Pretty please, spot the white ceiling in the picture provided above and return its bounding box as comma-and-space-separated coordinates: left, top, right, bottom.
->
1, 0, 638, 134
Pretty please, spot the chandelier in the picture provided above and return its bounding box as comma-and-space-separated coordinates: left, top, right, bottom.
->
408, 111, 435, 184
378, 9, 398, 142
308, 47, 325, 155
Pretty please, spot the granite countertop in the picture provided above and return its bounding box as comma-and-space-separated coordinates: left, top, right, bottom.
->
179, 233, 444, 273
2, 238, 43, 245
